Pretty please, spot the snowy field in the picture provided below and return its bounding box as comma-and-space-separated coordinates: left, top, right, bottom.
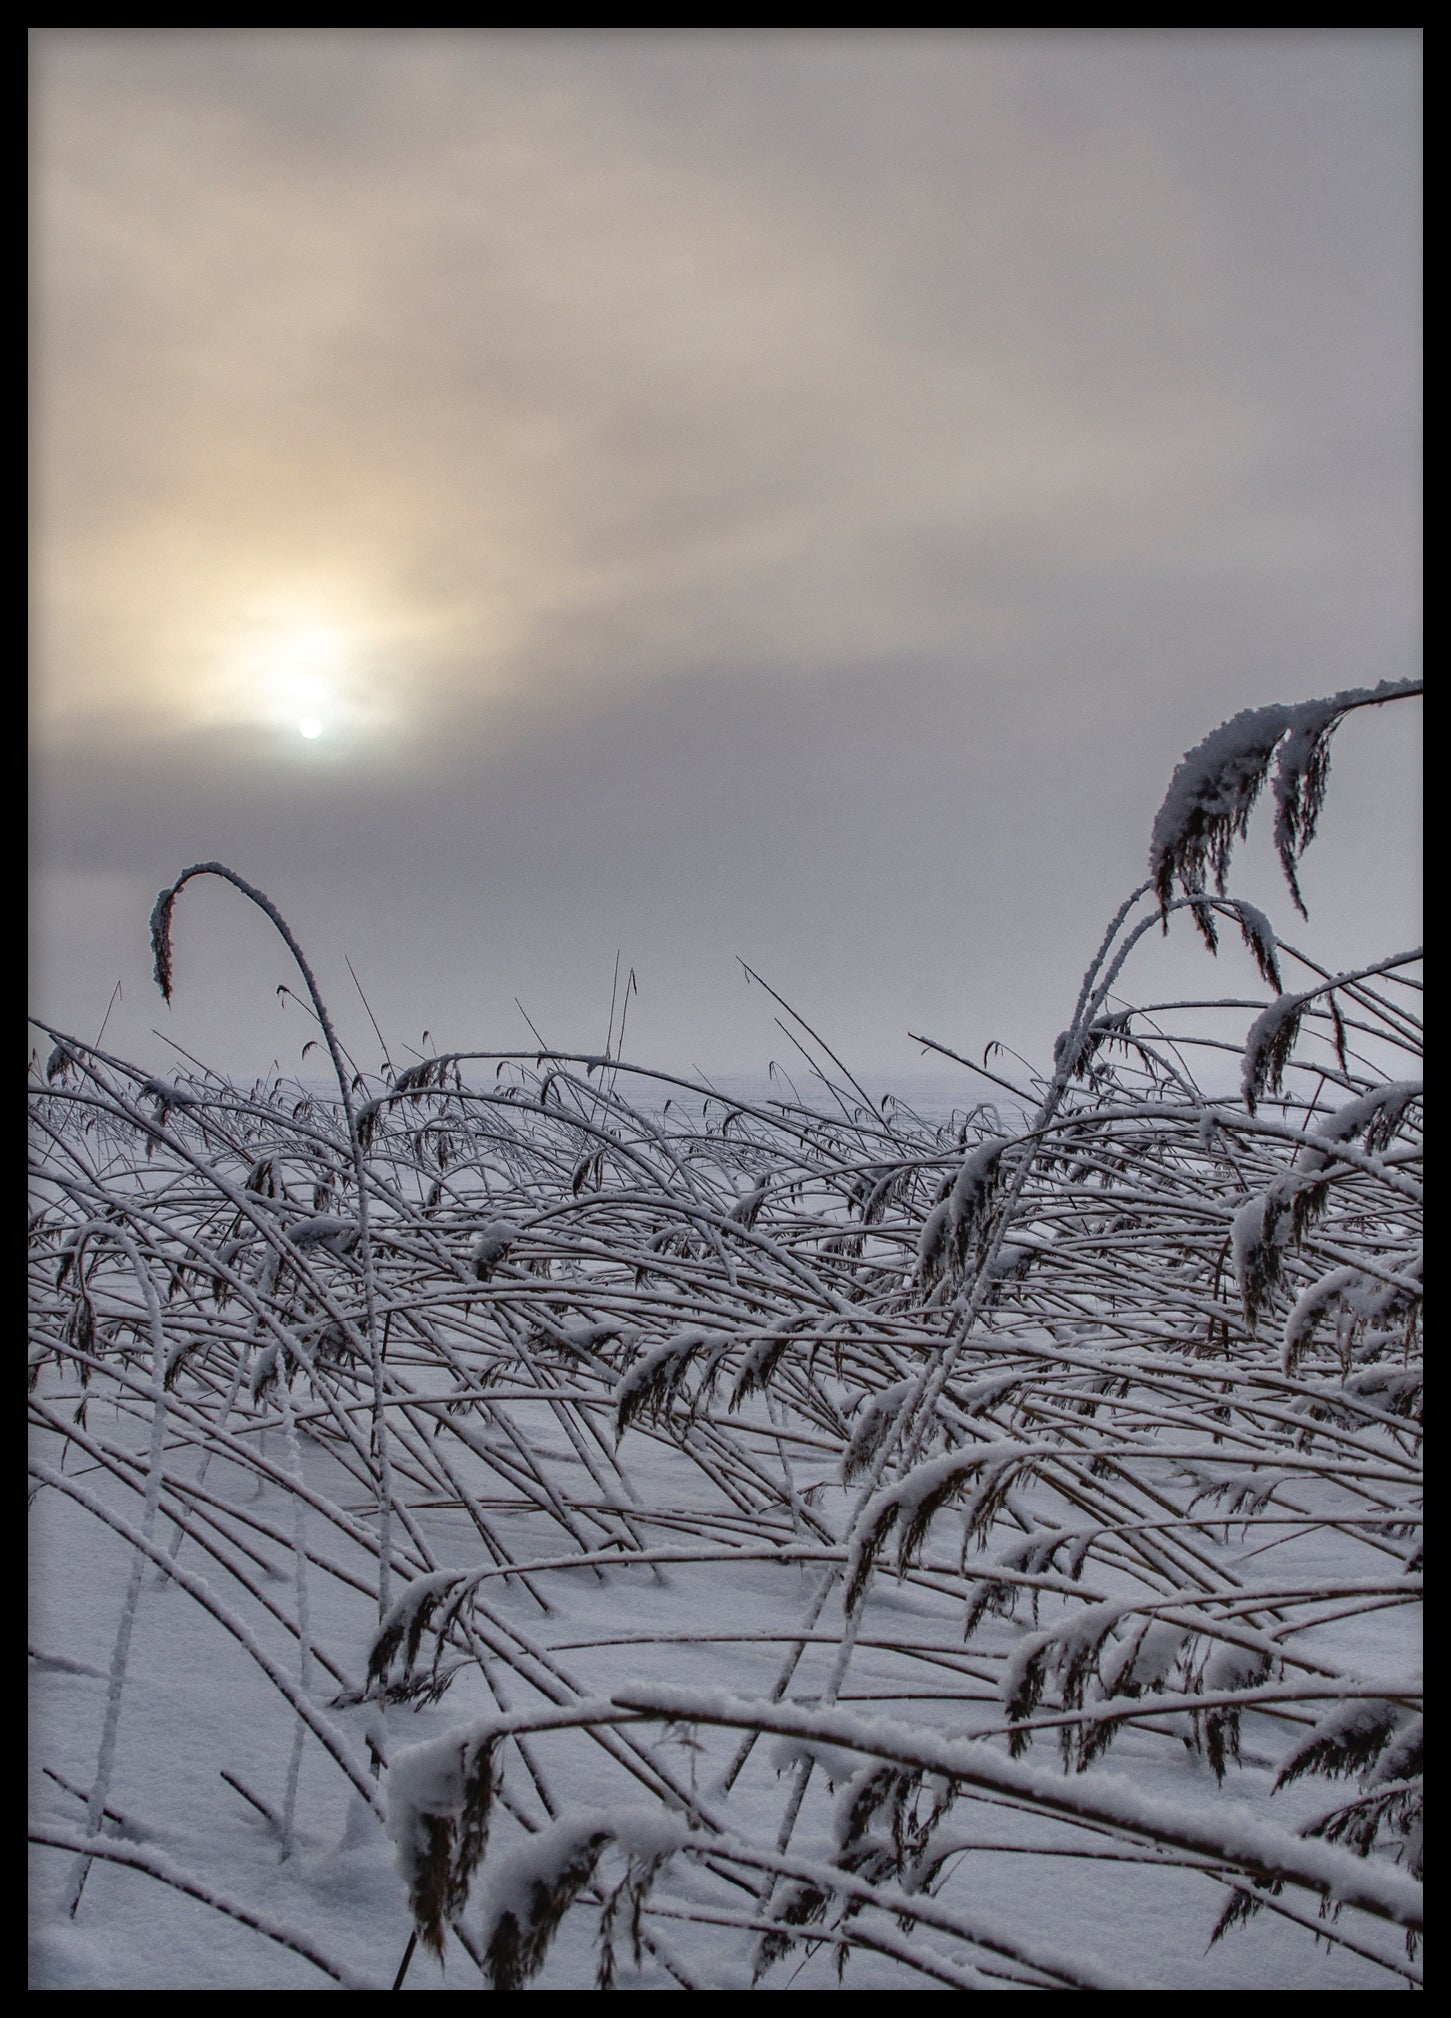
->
29, 687, 1421, 1990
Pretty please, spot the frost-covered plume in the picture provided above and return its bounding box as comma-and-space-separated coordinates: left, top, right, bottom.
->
1150, 678, 1421, 941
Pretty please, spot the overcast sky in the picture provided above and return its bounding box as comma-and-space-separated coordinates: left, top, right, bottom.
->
31, 29, 1420, 1089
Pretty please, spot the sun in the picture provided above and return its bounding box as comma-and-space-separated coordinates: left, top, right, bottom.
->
298, 716, 323, 739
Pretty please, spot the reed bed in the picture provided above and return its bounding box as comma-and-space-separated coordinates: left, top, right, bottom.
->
29, 682, 1421, 1989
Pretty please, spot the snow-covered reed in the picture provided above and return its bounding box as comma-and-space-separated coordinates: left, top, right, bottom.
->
29, 681, 1420, 1988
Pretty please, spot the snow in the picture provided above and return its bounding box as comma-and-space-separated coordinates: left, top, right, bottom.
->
286, 1215, 361, 1256
1149, 678, 1422, 922
468, 1220, 522, 1280
1239, 992, 1308, 1111
1295, 1082, 1422, 1172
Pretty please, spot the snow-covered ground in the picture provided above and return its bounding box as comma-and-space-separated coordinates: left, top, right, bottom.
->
28, 1026, 1421, 1990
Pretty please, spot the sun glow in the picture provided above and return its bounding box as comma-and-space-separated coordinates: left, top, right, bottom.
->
265, 626, 340, 717
231, 619, 354, 742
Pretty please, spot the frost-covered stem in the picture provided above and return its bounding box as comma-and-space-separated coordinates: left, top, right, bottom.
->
1056, 879, 1155, 1079
161, 1332, 250, 1581
765, 1388, 810, 1542
65, 1227, 168, 1916
275, 1369, 312, 1860
149, 863, 393, 1620
1060, 891, 1267, 1093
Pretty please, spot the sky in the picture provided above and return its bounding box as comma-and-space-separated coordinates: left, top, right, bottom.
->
30, 29, 1421, 1088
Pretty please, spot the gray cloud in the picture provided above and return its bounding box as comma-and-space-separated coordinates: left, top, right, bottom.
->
31, 29, 1420, 1082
